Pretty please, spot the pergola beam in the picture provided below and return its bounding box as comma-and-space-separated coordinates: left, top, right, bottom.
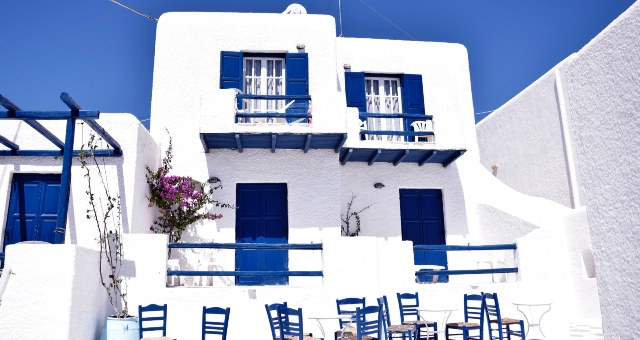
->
0, 110, 99, 119
0, 134, 19, 150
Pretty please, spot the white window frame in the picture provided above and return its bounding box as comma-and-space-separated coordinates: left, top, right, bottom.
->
243, 57, 286, 113
365, 76, 403, 141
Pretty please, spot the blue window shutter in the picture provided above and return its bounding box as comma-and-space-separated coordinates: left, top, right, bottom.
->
344, 72, 366, 113
285, 53, 309, 123
401, 74, 425, 114
402, 74, 425, 141
285, 53, 309, 95
220, 51, 243, 89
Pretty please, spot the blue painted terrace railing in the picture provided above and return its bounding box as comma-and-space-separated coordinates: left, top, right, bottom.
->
166, 243, 323, 277
235, 94, 312, 121
414, 244, 518, 277
359, 112, 433, 139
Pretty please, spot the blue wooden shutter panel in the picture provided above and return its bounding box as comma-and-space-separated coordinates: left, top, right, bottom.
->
220, 51, 243, 90
285, 53, 309, 95
285, 53, 309, 123
402, 74, 425, 141
401, 74, 425, 114
344, 72, 367, 113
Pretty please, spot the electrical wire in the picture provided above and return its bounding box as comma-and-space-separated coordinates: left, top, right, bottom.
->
474, 110, 495, 115
344, 0, 359, 37
311, 0, 331, 14
323, 0, 335, 15
356, 0, 416, 41
109, 0, 158, 22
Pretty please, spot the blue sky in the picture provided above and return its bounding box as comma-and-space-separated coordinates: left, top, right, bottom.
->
1, 0, 635, 127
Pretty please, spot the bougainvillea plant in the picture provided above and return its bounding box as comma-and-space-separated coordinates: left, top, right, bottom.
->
146, 133, 233, 245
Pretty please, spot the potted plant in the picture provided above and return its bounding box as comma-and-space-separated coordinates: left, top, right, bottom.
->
77, 133, 138, 340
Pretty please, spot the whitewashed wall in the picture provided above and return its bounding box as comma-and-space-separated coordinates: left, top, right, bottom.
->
0, 114, 159, 250
0, 244, 108, 340
141, 8, 579, 340
337, 37, 472, 151
563, 2, 640, 337
475, 58, 583, 208
150, 12, 345, 181
475, 1, 640, 336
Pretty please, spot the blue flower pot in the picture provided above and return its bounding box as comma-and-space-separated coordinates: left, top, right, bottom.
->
100, 316, 139, 340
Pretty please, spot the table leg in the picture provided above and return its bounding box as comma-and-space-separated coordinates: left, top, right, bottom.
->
538, 305, 552, 337
515, 305, 551, 339
417, 311, 451, 340
315, 319, 325, 339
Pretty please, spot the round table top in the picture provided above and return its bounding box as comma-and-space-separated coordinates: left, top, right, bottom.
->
307, 315, 355, 320
417, 307, 458, 312
511, 302, 553, 306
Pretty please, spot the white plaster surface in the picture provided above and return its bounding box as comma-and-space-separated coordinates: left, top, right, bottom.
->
562, 2, 640, 337
475, 2, 640, 337
0, 244, 108, 340
476, 60, 579, 208
337, 37, 473, 151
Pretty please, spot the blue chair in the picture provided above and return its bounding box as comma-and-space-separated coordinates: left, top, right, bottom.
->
445, 294, 485, 340
342, 305, 383, 340
277, 307, 322, 340
138, 303, 168, 339
484, 293, 525, 340
266, 302, 288, 340
378, 296, 415, 340
202, 306, 230, 340
397, 293, 437, 339
336, 297, 366, 339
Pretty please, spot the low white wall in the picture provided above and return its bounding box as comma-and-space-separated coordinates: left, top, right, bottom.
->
0, 244, 108, 340
125, 234, 420, 339
563, 2, 640, 337
563, 208, 601, 319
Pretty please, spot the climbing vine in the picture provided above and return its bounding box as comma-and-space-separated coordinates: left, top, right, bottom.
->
78, 133, 128, 318
341, 194, 372, 237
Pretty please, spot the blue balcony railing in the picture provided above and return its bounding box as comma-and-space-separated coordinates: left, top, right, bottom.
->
235, 94, 312, 123
166, 242, 323, 277
359, 112, 434, 141
414, 244, 518, 278
0, 252, 4, 269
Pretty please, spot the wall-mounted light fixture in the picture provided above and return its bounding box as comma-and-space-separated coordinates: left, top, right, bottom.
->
343, 64, 351, 70
296, 43, 305, 49
208, 177, 220, 184
374, 183, 385, 189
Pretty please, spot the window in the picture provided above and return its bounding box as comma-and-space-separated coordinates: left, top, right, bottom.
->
345, 72, 425, 142
243, 57, 285, 112
220, 52, 309, 123
365, 76, 403, 141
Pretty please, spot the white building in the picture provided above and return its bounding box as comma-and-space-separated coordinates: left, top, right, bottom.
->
1, 2, 637, 339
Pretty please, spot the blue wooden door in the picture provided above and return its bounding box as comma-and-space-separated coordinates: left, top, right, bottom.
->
235, 183, 288, 285
399, 189, 448, 282
3, 174, 62, 251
